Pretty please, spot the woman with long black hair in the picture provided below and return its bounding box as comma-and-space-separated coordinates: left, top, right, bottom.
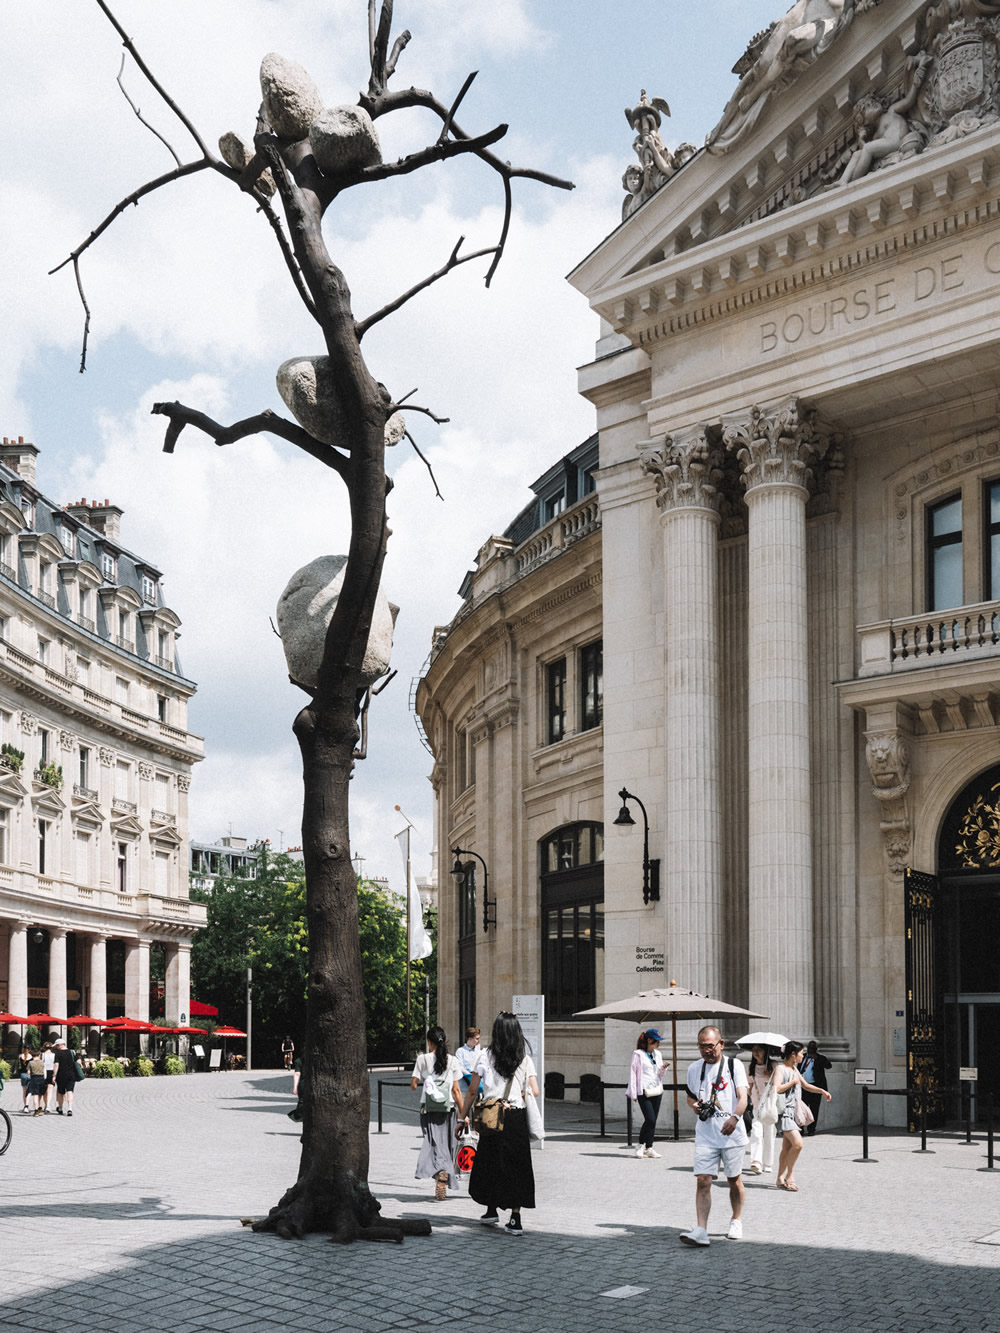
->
461, 1011, 540, 1236
410, 1025, 464, 1201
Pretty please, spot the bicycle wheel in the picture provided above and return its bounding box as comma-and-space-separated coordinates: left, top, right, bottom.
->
0, 1107, 11, 1156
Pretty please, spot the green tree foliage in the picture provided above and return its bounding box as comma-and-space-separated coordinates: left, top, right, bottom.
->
191, 849, 436, 1064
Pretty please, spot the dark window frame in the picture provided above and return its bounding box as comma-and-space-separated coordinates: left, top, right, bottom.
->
927, 491, 963, 612
579, 639, 603, 732
546, 657, 567, 744
984, 479, 1000, 601
540, 822, 604, 1020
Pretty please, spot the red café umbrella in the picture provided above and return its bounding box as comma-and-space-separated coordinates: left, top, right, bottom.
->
0, 1012, 30, 1024
213, 1025, 247, 1068
64, 1015, 107, 1027
25, 1012, 66, 1031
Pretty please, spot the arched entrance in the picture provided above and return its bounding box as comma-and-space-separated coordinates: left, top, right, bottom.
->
936, 763, 1000, 1121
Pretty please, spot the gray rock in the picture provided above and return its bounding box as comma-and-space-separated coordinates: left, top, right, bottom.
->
259, 53, 323, 141
385, 411, 406, 446
218, 131, 275, 197
309, 105, 382, 175
276, 356, 347, 447
276, 555, 395, 688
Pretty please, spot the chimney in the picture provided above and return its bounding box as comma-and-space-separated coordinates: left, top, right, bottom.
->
0, 437, 39, 485
65, 498, 123, 542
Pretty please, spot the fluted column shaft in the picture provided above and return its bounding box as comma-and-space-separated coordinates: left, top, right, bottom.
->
726, 401, 828, 1034
165, 942, 191, 1025
90, 934, 108, 1020
48, 927, 68, 1019
8, 921, 29, 1013
642, 429, 723, 993
125, 939, 150, 1021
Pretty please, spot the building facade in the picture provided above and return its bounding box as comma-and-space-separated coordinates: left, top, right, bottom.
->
0, 436, 205, 1038
420, 1, 1000, 1122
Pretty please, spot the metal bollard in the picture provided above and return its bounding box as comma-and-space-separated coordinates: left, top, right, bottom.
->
377, 1079, 385, 1134
626, 1096, 633, 1147
914, 1096, 935, 1153
599, 1082, 606, 1139
979, 1092, 997, 1172
855, 1085, 876, 1162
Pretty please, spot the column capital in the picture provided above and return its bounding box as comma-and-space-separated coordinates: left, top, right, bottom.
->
723, 398, 831, 494
640, 425, 723, 514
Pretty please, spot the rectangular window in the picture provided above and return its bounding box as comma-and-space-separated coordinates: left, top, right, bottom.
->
119, 610, 128, 638
457, 864, 477, 939
142, 575, 157, 604
102, 551, 117, 582
78, 746, 90, 791
543, 900, 604, 1019
154, 850, 170, 895
0, 808, 7, 864
928, 494, 963, 611
39, 728, 49, 764
455, 728, 468, 794
0, 616, 6, 643
0, 709, 9, 744
37, 636, 49, 664
76, 830, 92, 885
76, 656, 90, 686
38, 819, 48, 875
155, 772, 171, 813
580, 640, 603, 731
157, 694, 168, 722
115, 759, 131, 801
116, 676, 129, 704
117, 841, 128, 892
158, 630, 170, 662
547, 657, 567, 744
985, 480, 1000, 600
543, 491, 566, 521
79, 589, 91, 622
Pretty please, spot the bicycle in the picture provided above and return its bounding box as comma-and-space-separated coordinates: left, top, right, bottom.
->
0, 1079, 11, 1155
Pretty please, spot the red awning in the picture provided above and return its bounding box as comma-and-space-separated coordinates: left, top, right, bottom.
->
214, 1025, 247, 1037
189, 1000, 218, 1016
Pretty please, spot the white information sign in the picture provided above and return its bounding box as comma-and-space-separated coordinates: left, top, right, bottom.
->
960, 1067, 978, 1081
854, 1068, 877, 1085
513, 994, 544, 1146
193, 1045, 205, 1059
209, 1048, 223, 1069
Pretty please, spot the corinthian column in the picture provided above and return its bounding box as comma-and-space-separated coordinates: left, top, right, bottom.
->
48, 927, 68, 1019
724, 400, 828, 1033
641, 427, 723, 995
8, 919, 29, 1013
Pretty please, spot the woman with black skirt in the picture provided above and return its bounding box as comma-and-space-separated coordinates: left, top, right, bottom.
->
461, 1011, 539, 1237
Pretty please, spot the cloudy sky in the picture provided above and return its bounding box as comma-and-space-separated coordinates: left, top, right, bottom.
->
3, 0, 783, 887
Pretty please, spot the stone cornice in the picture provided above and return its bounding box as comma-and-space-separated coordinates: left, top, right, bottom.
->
590, 134, 1000, 347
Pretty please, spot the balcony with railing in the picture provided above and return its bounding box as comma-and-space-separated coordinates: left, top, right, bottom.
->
77, 614, 96, 633
857, 601, 1000, 678
0, 561, 15, 582
38, 590, 56, 609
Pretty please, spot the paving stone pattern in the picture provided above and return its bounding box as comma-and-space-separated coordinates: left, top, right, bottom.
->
0, 1072, 997, 1331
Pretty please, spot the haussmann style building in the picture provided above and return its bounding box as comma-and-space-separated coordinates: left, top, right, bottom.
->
0, 435, 205, 1048
417, 0, 1000, 1126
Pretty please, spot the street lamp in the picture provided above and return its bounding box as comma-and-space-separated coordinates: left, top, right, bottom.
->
613, 787, 660, 905
450, 847, 496, 934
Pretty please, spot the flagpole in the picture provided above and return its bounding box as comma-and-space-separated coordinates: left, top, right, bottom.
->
405, 822, 412, 1061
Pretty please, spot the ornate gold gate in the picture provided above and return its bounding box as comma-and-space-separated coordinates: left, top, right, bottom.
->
904, 867, 944, 1132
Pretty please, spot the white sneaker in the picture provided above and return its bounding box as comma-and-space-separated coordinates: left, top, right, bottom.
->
749, 1162, 762, 1175
727, 1218, 743, 1240
679, 1226, 710, 1247
763, 1166, 773, 1173
644, 1147, 661, 1158
634, 1145, 647, 1157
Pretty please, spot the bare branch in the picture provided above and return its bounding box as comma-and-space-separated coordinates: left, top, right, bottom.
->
96, 0, 213, 158
364, 86, 575, 191
403, 428, 444, 500
150, 402, 349, 478
394, 401, 450, 425
337, 122, 509, 194
72, 258, 92, 375
254, 191, 318, 320
355, 236, 498, 338
385, 31, 411, 80
439, 71, 477, 145
368, 0, 394, 96
116, 53, 182, 166
49, 158, 216, 276
484, 170, 513, 289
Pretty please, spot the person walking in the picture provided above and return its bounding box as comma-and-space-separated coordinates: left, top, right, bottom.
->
774, 1041, 833, 1191
410, 1025, 463, 1202
27, 1049, 47, 1116
680, 1025, 749, 1246
455, 1026, 481, 1098
52, 1039, 78, 1117
628, 1029, 670, 1158
18, 1044, 32, 1113
799, 1041, 832, 1135
41, 1039, 56, 1113
461, 1011, 539, 1236
746, 1044, 777, 1174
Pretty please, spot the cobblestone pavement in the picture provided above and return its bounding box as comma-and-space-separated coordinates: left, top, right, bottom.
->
1, 1071, 998, 1331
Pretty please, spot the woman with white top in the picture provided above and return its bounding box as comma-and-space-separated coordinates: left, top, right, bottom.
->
773, 1040, 832, 1192
461, 1011, 539, 1236
747, 1044, 777, 1174
627, 1029, 670, 1158
410, 1026, 464, 1201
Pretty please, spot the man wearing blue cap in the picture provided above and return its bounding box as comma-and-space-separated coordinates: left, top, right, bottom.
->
680, 1025, 748, 1245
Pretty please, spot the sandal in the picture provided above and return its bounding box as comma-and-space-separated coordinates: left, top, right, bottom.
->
434, 1171, 448, 1201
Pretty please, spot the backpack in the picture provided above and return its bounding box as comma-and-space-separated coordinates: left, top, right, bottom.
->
423, 1065, 453, 1112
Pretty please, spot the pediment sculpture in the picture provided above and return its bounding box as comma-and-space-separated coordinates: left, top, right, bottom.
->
621, 90, 696, 219
707, 0, 882, 156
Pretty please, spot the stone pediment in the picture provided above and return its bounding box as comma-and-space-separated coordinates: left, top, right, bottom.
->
0, 768, 27, 806
149, 822, 183, 849
70, 797, 104, 830
31, 784, 66, 817
572, 0, 1000, 346
109, 810, 144, 838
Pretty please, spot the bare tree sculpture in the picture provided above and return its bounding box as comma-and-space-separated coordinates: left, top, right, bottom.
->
54, 0, 571, 1240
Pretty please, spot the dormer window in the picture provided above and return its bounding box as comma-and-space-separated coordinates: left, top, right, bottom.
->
102, 551, 117, 582
117, 609, 132, 651
142, 574, 157, 604
20, 496, 34, 527
0, 534, 11, 580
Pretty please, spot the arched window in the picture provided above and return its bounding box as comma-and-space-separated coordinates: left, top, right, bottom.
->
540, 823, 604, 1019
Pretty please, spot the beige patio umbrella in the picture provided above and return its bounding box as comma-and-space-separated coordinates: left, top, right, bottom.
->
575, 981, 769, 1138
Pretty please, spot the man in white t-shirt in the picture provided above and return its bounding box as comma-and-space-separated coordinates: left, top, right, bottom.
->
680, 1024, 748, 1247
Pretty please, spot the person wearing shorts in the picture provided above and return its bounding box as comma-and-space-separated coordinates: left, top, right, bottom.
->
680, 1025, 748, 1247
